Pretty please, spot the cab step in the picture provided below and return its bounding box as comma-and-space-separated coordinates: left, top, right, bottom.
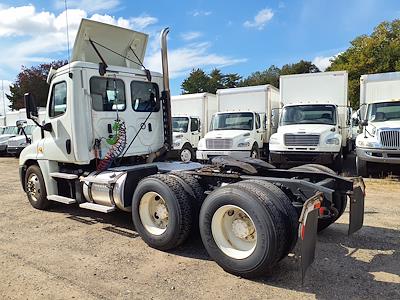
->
79, 202, 116, 213
50, 172, 78, 180
47, 195, 76, 204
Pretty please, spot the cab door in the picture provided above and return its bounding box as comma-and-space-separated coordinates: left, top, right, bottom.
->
189, 117, 201, 148
40, 75, 75, 162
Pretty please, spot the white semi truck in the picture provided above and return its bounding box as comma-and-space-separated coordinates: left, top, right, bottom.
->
196, 85, 280, 161
171, 93, 217, 162
356, 72, 400, 176
269, 71, 351, 170
19, 19, 365, 280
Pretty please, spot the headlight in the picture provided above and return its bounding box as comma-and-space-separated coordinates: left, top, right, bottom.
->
237, 142, 251, 147
269, 136, 279, 144
356, 139, 380, 148
325, 137, 340, 145
173, 141, 180, 147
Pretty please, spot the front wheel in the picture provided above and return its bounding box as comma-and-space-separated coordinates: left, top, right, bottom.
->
25, 165, 50, 210
250, 144, 259, 159
179, 144, 194, 162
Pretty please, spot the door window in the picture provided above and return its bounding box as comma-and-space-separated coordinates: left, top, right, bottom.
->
131, 81, 160, 112
191, 118, 199, 132
49, 81, 67, 118
90, 77, 126, 111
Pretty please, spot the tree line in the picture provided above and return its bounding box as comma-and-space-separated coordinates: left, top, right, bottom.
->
6, 20, 400, 110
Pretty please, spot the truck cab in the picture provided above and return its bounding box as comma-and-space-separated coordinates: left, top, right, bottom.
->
269, 71, 350, 170
172, 115, 201, 161
197, 110, 264, 160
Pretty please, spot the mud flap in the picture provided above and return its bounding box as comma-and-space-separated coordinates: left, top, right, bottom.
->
298, 192, 323, 284
348, 177, 365, 235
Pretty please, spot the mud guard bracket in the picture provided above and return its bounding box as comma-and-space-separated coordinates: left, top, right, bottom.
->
298, 192, 323, 284
348, 177, 365, 235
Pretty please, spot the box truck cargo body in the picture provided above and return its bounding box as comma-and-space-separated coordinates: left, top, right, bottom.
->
356, 71, 400, 176
171, 93, 217, 161
196, 85, 280, 161
269, 71, 351, 169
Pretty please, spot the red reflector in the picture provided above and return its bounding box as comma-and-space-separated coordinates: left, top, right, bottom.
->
301, 224, 305, 240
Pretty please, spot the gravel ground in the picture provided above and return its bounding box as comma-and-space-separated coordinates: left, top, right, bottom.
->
0, 157, 399, 299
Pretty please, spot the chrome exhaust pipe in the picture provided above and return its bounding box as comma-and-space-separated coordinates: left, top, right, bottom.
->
160, 27, 172, 150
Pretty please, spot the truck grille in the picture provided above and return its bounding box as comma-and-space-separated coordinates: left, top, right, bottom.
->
380, 130, 400, 149
206, 138, 233, 149
284, 134, 320, 146
7, 140, 20, 147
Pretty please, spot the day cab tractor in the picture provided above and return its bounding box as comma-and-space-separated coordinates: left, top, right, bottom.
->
19, 19, 365, 280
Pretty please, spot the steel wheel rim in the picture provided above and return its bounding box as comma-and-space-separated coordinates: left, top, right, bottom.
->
139, 191, 169, 235
27, 174, 41, 202
181, 149, 192, 162
211, 205, 257, 259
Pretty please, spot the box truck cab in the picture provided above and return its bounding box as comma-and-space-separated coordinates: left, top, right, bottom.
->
171, 93, 217, 161
196, 85, 279, 161
356, 72, 400, 176
269, 71, 350, 170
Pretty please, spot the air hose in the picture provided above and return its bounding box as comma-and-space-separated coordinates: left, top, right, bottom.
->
96, 119, 126, 172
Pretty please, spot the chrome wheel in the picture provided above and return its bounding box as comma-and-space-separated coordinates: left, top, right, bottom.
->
139, 192, 169, 235
180, 148, 192, 162
211, 205, 257, 259
27, 174, 41, 202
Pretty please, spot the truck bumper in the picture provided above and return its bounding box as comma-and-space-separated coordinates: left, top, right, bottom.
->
7, 146, 23, 156
0, 144, 7, 152
196, 149, 250, 161
356, 147, 400, 164
270, 151, 336, 165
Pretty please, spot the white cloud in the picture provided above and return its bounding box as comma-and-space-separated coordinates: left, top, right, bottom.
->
243, 8, 274, 30
0, 5, 158, 72
312, 53, 341, 71
146, 42, 246, 79
191, 10, 212, 17
55, 0, 120, 13
181, 31, 202, 41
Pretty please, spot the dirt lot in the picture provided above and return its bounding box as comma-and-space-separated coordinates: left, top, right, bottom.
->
0, 157, 399, 300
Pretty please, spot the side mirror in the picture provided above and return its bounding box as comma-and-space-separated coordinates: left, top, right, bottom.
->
360, 119, 368, 127
24, 93, 39, 119
42, 122, 53, 132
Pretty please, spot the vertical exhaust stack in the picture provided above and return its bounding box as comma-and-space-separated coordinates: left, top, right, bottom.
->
160, 28, 172, 150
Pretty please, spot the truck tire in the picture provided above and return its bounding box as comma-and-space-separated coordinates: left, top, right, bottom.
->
132, 174, 193, 250
199, 183, 286, 278
179, 143, 194, 162
25, 165, 51, 210
170, 172, 205, 231
250, 144, 259, 159
356, 156, 368, 177
290, 164, 347, 232
333, 151, 343, 173
237, 180, 299, 256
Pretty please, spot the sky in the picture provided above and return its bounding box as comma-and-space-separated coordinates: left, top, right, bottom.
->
1, 0, 400, 113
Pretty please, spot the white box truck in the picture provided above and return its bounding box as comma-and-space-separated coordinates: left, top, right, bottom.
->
196, 85, 280, 161
171, 93, 217, 161
269, 71, 351, 170
356, 71, 400, 176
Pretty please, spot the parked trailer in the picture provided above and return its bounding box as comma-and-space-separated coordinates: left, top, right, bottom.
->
171, 93, 218, 162
269, 71, 351, 170
196, 85, 280, 161
356, 71, 400, 176
19, 19, 364, 280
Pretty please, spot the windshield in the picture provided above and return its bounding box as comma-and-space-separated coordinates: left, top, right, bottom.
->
173, 117, 189, 133
211, 112, 254, 130
281, 105, 336, 125
367, 101, 400, 122
23, 125, 36, 135
3, 126, 18, 135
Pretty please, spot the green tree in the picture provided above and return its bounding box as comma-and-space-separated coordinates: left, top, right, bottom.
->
181, 68, 210, 94
239, 65, 280, 88
7, 60, 67, 110
328, 19, 400, 108
208, 69, 224, 93
222, 73, 242, 88
280, 60, 319, 75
